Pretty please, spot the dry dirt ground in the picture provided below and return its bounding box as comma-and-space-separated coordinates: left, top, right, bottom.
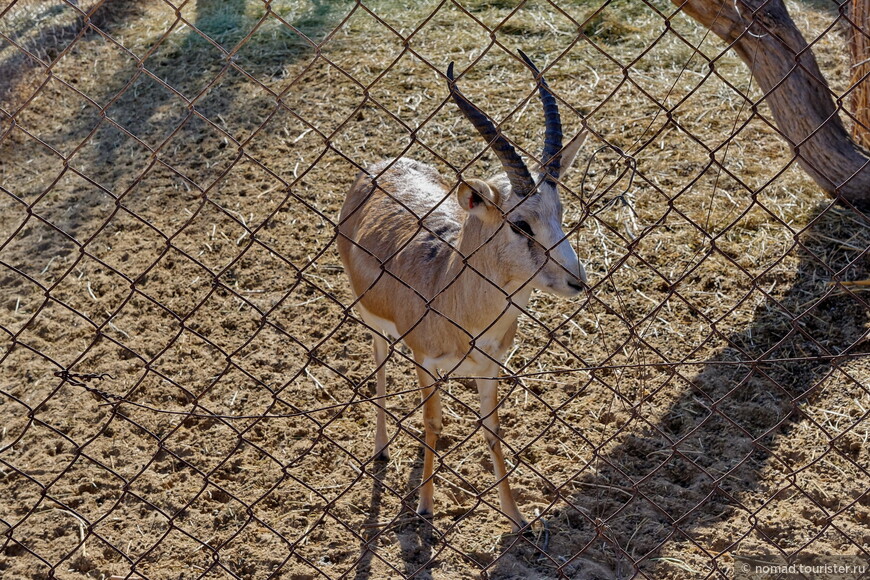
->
1, 0, 869, 579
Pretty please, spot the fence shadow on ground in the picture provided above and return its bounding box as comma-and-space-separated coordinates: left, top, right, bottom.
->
491, 201, 870, 578
339, 201, 868, 579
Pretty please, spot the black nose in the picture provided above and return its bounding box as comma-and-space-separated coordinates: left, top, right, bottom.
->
567, 280, 584, 292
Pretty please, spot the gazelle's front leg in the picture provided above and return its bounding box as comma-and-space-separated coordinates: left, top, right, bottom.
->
414, 360, 442, 517
372, 333, 389, 460
477, 371, 527, 532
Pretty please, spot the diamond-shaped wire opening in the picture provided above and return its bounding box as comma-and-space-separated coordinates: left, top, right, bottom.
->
340, 55, 437, 150
231, 6, 332, 91
82, 0, 176, 55
174, 0, 259, 54
72, 407, 158, 482
0, 131, 69, 213
13, 298, 96, 363
117, 163, 202, 234
277, 59, 371, 142
268, 272, 356, 354
0, 258, 51, 337
41, 450, 126, 519
751, 479, 836, 549
95, 291, 180, 361
184, 285, 264, 356
238, 100, 327, 178
194, 365, 277, 425
0, 30, 53, 114
0, 458, 44, 528
317, 5, 407, 86
83, 205, 166, 280
11, 77, 105, 160
216, 514, 295, 577
167, 195, 250, 274
148, 413, 242, 479
206, 441, 286, 505
569, 0, 673, 67
172, 484, 253, 546
2, 414, 81, 489
404, 1, 496, 62
155, 112, 241, 189
104, 70, 192, 151
24, 379, 107, 442
66, 120, 155, 197
143, 43, 223, 107
0, 337, 64, 410
231, 319, 308, 384
146, 328, 227, 400
212, 242, 293, 312
1, 504, 90, 577
0, 1, 85, 62
195, 64, 278, 144
29, 170, 118, 244
120, 523, 204, 577
0, 538, 52, 580
50, 20, 142, 104
0, 218, 82, 292
131, 247, 212, 319
204, 156, 290, 233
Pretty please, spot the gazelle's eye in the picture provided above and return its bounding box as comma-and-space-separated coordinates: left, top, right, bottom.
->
510, 220, 534, 238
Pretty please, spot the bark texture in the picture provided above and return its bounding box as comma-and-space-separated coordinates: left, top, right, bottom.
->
851, 0, 870, 150
672, 0, 870, 209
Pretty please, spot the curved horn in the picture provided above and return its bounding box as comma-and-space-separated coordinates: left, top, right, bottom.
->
446, 62, 535, 197
517, 50, 563, 184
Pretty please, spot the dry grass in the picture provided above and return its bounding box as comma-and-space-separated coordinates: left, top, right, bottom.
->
0, 1, 868, 579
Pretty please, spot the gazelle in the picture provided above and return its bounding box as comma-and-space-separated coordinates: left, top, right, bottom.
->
337, 51, 588, 531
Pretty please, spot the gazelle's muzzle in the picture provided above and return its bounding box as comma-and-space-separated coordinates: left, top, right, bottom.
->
548, 238, 586, 295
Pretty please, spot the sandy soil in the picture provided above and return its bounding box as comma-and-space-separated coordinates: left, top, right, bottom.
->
0, 1, 868, 579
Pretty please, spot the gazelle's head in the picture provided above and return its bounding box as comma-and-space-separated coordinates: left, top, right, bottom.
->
447, 51, 588, 297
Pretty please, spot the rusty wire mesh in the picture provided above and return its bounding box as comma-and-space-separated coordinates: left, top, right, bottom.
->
851, 0, 870, 149
1, 0, 869, 578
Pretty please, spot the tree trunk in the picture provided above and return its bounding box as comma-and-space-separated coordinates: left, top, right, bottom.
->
671, 0, 870, 210
851, 0, 870, 150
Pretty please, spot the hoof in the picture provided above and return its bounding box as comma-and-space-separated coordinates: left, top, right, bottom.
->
373, 448, 389, 462
416, 504, 434, 518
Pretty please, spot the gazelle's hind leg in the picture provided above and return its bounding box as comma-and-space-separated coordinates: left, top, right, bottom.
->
372, 333, 390, 461
414, 360, 442, 517
477, 371, 527, 532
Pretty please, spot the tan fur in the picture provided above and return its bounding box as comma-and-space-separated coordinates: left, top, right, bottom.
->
339, 160, 528, 368
337, 132, 587, 531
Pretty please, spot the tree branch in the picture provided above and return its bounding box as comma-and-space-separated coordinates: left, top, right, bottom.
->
673, 0, 870, 210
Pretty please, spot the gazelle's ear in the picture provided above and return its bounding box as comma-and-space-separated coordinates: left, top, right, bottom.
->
528, 130, 589, 178
457, 178, 501, 217
561, 129, 589, 175
559, 130, 588, 176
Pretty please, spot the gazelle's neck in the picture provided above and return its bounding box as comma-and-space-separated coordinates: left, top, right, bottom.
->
434, 217, 533, 338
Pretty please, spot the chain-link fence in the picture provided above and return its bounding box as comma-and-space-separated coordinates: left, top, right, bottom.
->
1, 0, 869, 578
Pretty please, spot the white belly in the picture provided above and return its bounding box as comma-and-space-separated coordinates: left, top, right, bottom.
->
356, 303, 400, 340
356, 302, 511, 378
